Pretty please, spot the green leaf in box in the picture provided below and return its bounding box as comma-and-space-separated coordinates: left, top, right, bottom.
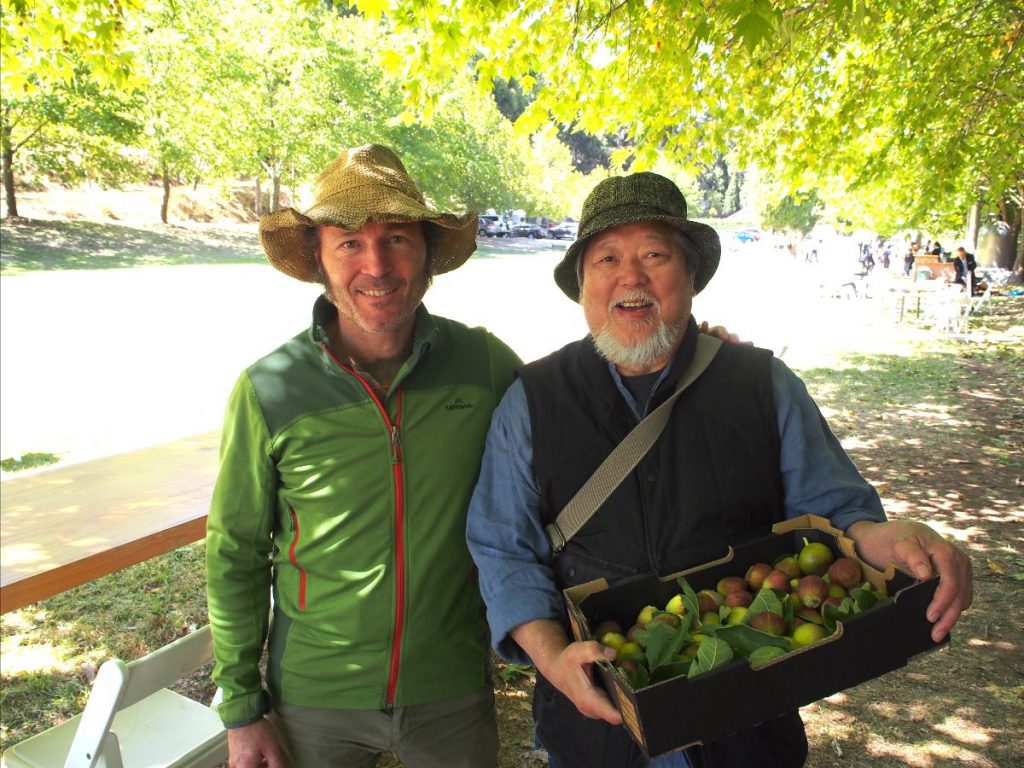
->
688, 636, 734, 678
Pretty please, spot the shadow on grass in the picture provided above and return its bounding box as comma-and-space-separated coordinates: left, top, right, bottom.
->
0, 218, 265, 272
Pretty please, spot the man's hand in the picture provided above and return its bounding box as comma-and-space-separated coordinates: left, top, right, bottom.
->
846, 519, 973, 643
698, 320, 751, 346
511, 619, 622, 725
228, 718, 290, 768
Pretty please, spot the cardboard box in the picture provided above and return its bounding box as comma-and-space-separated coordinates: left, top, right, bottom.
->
564, 515, 946, 759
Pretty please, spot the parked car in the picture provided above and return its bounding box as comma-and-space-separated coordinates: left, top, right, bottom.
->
733, 227, 762, 243
478, 214, 510, 237
549, 220, 579, 240
511, 221, 545, 239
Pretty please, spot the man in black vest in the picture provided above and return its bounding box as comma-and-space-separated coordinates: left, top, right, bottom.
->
466, 172, 974, 768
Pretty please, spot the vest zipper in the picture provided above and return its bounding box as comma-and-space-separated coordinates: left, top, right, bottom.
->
324, 344, 406, 709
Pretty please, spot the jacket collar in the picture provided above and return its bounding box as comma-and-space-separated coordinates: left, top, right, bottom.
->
309, 295, 439, 384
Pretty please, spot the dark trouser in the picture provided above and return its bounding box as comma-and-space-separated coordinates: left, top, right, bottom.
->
533, 675, 807, 768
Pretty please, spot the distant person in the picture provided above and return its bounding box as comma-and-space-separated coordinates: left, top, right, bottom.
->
903, 243, 918, 277
952, 246, 979, 294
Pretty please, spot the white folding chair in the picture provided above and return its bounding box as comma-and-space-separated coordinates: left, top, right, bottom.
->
2, 626, 227, 768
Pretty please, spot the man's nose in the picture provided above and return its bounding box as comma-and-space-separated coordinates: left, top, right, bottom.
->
619, 256, 648, 285
362, 242, 392, 277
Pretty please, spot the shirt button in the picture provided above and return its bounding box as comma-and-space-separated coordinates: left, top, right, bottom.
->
647, 473, 657, 482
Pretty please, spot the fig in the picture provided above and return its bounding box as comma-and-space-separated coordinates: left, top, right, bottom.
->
792, 622, 827, 648
716, 576, 748, 597
827, 557, 863, 589
745, 562, 774, 591
665, 594, 686, 615
598, 631, 628, 650
725, 607, 748, 626
762, 569, 791, 592
651, 612, 681, 628
748, 612, 786, 636
697, 589, 725, 614
796, 575, 829, 609
798, 541, 835, 576
700, 612, 721, 626
827, 583, 847, 600
593, 619, 623, 639
725, 590, 753, 608
618, 640, 644, 658
636, 605, 659, 626
774, 555, 802, 579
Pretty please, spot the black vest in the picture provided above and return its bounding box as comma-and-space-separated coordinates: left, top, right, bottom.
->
519, 325, 807, 768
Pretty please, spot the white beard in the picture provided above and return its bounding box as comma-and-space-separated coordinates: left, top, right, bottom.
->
591, 315, 686, 372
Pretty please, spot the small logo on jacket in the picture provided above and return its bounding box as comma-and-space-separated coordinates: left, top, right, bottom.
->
445, 398, 474, 411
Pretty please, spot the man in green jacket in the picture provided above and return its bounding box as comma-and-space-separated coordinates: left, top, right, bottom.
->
206, 145, 522, 767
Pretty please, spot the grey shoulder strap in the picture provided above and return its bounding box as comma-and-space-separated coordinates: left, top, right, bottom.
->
545, 334, 723, 554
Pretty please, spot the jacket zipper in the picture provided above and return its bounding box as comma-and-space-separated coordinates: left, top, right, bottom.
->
323, 344, 406, 708
288, 507, 307, 610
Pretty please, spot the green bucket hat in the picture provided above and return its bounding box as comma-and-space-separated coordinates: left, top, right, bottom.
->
554, 172, 721, 302
259, 144, 478, 282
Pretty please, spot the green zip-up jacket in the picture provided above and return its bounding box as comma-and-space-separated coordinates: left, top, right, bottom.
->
206, 297, 521, 727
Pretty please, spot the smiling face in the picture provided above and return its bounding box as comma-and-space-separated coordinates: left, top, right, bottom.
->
580, 221, 695, 376
316, 221, 430, 344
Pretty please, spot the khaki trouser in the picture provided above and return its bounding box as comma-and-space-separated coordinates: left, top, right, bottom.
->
268, 685, 498, 768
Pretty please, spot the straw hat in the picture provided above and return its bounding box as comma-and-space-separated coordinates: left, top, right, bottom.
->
259, 144, 478, 282
554, 172, 721, 301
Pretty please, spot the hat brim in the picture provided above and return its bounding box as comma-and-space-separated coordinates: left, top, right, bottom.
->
554, 210, 721, 302
259, 205, 478, 283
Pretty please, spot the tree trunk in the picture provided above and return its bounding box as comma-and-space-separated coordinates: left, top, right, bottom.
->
2, 117, 18, 219
160, 163, 171, 224
253, 178, 261, 216
966, 202, 981, 252
272, 174, 281, 212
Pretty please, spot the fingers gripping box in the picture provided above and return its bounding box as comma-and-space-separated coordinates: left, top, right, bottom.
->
563, 515, 947, 759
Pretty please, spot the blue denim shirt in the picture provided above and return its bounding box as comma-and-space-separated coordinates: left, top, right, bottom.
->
466, 355, 886, 665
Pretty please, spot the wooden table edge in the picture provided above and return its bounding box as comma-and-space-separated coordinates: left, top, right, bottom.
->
0, 515, 208, 615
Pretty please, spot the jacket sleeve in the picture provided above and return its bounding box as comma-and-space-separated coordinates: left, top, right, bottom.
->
206, 372, 277, 727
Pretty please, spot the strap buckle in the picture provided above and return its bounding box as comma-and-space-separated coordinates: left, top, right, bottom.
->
545, 522, 567, 555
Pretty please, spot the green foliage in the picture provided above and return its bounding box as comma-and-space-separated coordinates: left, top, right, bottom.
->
0, 452, 59, 472
372, 0, 1022, 238
0, 0, 144, 93
687, 636, 734, 678
761, 189, 823, 234
495, 660, 534, 685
